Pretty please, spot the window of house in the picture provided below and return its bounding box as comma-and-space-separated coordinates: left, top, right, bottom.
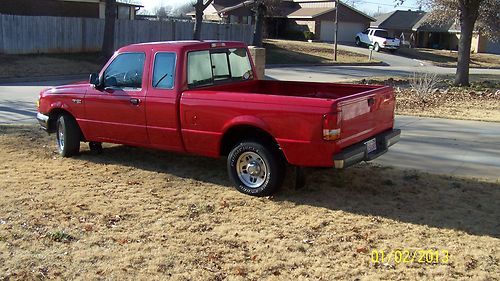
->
152, 52, 176, 89
117, 6, 130, 19
104, 53, 145, 89
187, 48, 253, 88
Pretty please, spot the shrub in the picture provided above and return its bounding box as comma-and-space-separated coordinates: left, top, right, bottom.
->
304, 31, 315, 41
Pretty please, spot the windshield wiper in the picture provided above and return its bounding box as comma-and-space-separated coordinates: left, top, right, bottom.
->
154, 73, 171, 88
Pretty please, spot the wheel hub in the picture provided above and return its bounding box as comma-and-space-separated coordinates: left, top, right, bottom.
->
236, 151, 268, 188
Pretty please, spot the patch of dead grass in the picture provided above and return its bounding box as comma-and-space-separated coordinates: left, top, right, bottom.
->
0, 53, 102, 79
398, 48, 500, 68
264, 39, 379, 65
0, 126, 499, 280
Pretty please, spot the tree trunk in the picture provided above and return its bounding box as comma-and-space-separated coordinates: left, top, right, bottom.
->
101, 0, 117, 62
455, 17, 474, 86
193, 0, 204, 40
454, 2, 479, 86
252, 2, 266, 47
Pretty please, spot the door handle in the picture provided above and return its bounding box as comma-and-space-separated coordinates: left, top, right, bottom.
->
130, 98, 141, 105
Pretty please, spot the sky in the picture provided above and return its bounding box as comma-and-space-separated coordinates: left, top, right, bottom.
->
135, 0, 424, 16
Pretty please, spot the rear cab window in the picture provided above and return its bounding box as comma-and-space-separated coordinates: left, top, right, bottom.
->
187, 48, 253, 88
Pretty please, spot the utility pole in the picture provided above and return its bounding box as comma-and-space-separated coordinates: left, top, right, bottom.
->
334, 0, 339, 61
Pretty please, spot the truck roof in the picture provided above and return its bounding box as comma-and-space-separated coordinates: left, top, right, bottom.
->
118, 40, 248, 53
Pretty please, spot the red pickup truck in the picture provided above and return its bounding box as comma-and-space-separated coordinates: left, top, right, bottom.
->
37, 41, 400, 196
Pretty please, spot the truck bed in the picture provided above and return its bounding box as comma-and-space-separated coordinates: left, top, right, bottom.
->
203, 80, 381, 100
182, 80, 396, 166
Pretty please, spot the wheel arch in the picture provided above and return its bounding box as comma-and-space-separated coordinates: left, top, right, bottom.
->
219, 124, 288, 163
47, 108, 85, 141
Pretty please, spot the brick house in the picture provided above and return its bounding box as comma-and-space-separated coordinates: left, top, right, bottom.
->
0, 0, 143, 20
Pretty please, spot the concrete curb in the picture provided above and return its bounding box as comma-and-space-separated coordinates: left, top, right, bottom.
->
266, 62, 388, 68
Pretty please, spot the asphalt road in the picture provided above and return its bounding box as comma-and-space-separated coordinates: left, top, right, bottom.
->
0, 78, 498, 181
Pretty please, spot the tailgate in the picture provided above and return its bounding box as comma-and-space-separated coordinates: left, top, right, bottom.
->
335, 87, 395, 149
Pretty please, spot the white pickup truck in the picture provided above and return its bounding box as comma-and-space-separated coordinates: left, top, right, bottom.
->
355, 28, 400, 53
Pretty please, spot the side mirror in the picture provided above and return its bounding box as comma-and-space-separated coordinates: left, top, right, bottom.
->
89, 73, 100, 87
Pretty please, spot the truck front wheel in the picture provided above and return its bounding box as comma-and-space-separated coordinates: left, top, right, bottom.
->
374, 43, 380, 52
55, 114, 80, 157
227, 141, 285, 196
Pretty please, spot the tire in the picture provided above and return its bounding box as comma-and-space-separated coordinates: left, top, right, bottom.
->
374, 43, 380, 52
355, 37, 361, 47
55, 114, 80, 157
89, 142, 103, 154
227, 141, 285, 196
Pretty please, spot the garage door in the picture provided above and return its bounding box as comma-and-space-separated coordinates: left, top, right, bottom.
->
320, 21, 365, 43
485, 40, 500, 55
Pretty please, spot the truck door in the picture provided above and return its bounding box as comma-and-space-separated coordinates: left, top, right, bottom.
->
84, 52, 149, 145
145, 51, 184, 152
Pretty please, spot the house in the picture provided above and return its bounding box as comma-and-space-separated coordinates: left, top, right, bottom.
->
372, 10, 500, 54
275, 0, 375, 43
188, 0, 375, 44
186, 0, 254, 24
0, 0, 143, 20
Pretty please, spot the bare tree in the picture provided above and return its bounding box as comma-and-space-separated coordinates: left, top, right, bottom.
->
249, 0, 281, 47
101, 0, 117, 61
193, 0, 214, 40
156, 6, 169, 21
400, 0, 500, 86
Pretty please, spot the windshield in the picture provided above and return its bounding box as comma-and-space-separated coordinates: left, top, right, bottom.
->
187, 48, 253, 88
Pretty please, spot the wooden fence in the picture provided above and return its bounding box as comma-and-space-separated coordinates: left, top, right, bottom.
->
0, 14, 254, 54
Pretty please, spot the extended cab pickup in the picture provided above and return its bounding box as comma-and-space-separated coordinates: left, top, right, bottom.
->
37, 41, 400, 196
355, 28, 400, 52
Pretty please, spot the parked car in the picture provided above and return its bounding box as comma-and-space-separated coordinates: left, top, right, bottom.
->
355, 28, 400, 52
36, 41, 400, 196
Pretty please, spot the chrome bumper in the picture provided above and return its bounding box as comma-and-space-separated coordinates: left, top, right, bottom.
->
36, 112, 49, 131
333, 129, 401, 169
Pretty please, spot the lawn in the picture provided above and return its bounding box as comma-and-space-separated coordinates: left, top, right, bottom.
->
0, 53, 102, 79
264, 39, 379, 65
397, 48, 500, 68
0, 126, 499, 280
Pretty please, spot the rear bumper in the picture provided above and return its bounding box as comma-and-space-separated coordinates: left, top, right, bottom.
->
382, 45, 399, 49
36, 112, 49, 132
333, 129, 401, 169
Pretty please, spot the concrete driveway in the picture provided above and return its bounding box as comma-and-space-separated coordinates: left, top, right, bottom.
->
336, 44, 426, 67
1, 78, 498, 181
375, 116, 500, 181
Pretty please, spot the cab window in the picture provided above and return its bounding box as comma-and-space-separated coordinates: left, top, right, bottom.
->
152, 52, 176, 89
187, 48, 253, 88
103, 53, 145, 89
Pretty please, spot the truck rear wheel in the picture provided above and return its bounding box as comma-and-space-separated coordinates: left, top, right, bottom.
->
374, 43, 380, 52
355, 37, 361, 46
55, 114, 80, 157
227, 141, 285, 196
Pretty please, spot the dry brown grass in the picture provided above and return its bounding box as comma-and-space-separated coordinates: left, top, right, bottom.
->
0, 126, 499, 280
0, 53, 102, 79
264, 39, 379, 65
398, 48, 500, 68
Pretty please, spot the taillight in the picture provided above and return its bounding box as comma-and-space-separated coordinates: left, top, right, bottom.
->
383, 41, 387, 44
322, 113, 341, 141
